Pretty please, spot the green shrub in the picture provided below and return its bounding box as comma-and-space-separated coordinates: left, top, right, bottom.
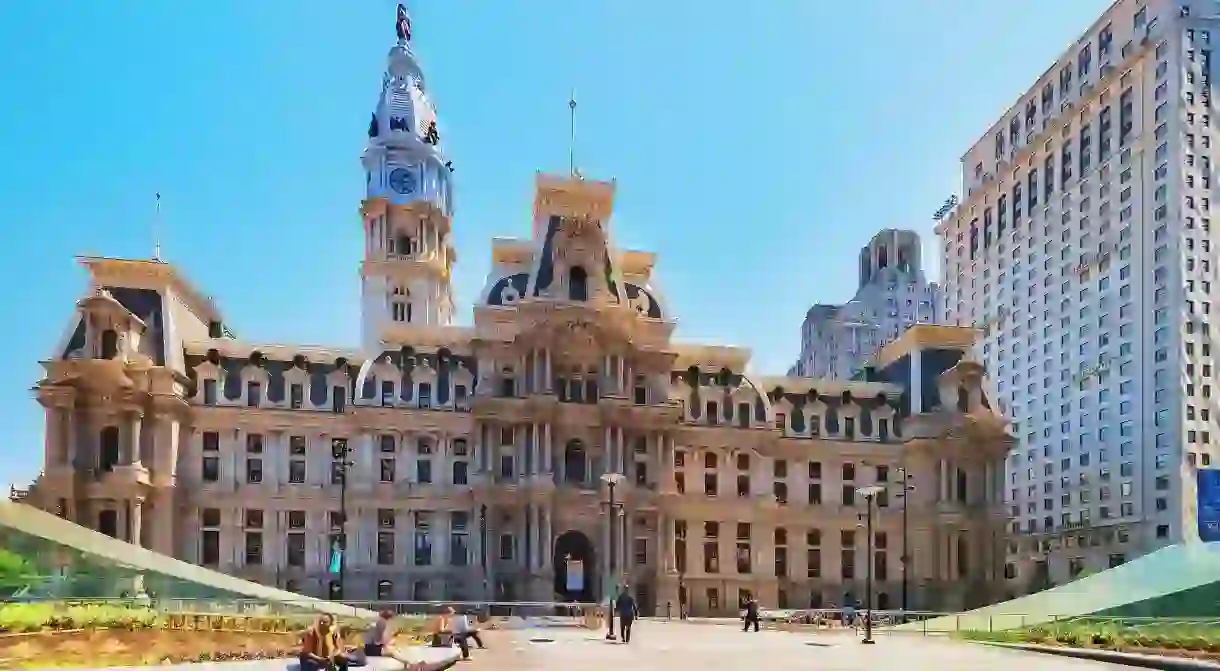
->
0, 603, 162, 633
960, 620, 1220, 652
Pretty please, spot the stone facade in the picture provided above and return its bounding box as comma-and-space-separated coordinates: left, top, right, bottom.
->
23, 7, 1014, 617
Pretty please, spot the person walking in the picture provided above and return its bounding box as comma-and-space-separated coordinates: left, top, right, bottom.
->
615, 586, 639, 643
742, 596, 760, 632
444, 606, 486, 660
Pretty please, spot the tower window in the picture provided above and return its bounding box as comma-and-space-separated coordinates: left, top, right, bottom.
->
391, 286, 411, 323
99, 426, 120, 472
99, 329, 119, 359
568, 266, 589, 301
394, 234, 414, 256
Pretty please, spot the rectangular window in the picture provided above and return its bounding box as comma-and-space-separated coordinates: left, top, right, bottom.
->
377, 532, 395, 565
287, 533, 306, 567
244, 531, 263, 565
201, 530, 220, 565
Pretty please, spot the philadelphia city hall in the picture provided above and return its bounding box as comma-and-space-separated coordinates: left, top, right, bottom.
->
24, 6, 1014, 615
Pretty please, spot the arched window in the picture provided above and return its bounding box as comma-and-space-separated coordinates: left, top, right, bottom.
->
99, 426, 120, 472
956, 468, 968, 504
568, 266, 588, 301
395, 234, 414, 256
564, 440, 587, 483
376, 580, 394, 600
956, 386, 969, 412
100, 329, 119, 359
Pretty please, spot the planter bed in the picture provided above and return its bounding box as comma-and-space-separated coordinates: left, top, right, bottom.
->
961, 622, 1220, 665
0, 603, 428, 669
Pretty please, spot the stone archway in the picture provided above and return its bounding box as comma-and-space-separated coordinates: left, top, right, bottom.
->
553, 530, 595, 603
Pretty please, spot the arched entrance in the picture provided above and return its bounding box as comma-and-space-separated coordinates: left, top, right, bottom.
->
553, 530, 595, 603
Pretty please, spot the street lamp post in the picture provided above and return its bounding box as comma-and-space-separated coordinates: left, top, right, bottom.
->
856, 484, 884, 645
601, 472, 624, 641
895, 468, 916, 614
334, 440, 355, 597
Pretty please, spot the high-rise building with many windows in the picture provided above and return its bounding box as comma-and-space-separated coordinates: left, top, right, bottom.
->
789, 229, 942, 380
938, 0, 1220, 590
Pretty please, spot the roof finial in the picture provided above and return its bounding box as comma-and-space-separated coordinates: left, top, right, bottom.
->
395, 3, 412, 44
568, 90, 580, 178
152, 192, 163, 262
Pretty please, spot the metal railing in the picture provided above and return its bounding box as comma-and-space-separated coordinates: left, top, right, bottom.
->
2, 597, 605, 623
9, 597, 1220, 638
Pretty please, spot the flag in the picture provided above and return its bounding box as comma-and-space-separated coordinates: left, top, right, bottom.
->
328, 544, 343, 574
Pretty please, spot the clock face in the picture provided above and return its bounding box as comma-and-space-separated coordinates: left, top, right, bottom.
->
388, 167, 418, 195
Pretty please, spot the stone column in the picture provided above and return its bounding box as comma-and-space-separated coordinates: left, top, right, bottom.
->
129, 413, 143, 465
44, 408, 65, 469
543, 349, 553, 392
66, 408, 79, 468
152, 489, 175, 556
542, 507, 553, 570
130, 500, 144, 547
617, 427, 627, 474
532, 506, 542, 570
938, 460, 949, 502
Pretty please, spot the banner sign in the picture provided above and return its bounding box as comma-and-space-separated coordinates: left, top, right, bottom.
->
1198, 468, 1220, 542
565, 559, 583, 592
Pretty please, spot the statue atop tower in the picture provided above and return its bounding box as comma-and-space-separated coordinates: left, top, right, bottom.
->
395, 4, 412, 43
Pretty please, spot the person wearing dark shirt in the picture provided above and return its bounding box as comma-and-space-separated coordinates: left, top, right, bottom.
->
615, 587, 640, 643
742, 598, 760, 632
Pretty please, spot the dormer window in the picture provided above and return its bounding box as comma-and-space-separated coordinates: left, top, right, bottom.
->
568, 266, 589, 301
247, 381, 262, 407
99, 329, 119, 359
499, 368, 517, 398
633, 376, 647, 405
202, 379, 218, 406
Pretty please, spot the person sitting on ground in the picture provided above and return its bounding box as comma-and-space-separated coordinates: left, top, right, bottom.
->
444, 606, 486, 660
300, 614, 352, 671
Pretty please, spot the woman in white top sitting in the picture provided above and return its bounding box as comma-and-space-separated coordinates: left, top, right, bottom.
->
363, 610, 417, 664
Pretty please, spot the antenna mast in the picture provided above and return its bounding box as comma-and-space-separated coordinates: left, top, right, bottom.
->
153, 192, 163, 262
568, 91, 578, 177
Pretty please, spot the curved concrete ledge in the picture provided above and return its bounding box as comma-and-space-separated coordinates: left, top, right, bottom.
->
77, 647, 463, 671
980, 641, 1220, 670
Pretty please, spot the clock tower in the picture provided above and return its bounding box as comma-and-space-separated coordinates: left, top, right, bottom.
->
359, 3, 456, 349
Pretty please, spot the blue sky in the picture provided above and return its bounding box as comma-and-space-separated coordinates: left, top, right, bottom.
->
0, 1, 1111, 488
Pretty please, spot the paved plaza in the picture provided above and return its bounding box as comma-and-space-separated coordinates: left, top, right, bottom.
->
39, 620, 1147, 671
470, 621, 1140, 671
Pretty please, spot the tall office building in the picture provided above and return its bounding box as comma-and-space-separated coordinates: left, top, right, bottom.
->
789, 229, 941, 380
938, 0, 1220, 589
